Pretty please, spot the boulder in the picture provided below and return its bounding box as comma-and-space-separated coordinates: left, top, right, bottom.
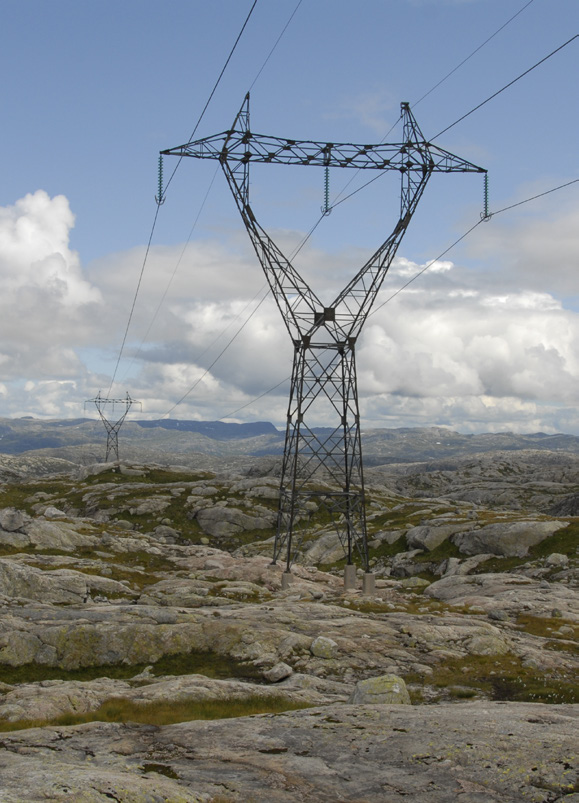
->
545, 552, 569, 567
405, 522, 471, 551
348, 674, 410, 705
264, 662, 293, 682
310, 636, 338, 659
0, 508, 31, 532
452, 520, 568, 557
42, 506, 67, 519
440, 554, 494, 576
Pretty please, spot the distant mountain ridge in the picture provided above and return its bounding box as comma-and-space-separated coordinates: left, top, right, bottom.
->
0, 417, 579, 465
135, 419, 278, 440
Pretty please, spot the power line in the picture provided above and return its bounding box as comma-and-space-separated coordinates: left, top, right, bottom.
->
212, 175, 579, 420
162, 0, 259, 198
293, 0, 538, 255
303, 32, 579, 228
114, 1, 306, 392
220, 375, 289, 420
249, 0, 304, 91
432, 34, 579, 140
412, 0, 537, 108
107, 203, 161, 395
490, 178, 579, 216
160, 291, 270, 419
138, 2, 540, 406
123, 1, 303, 378
141, 14, 577, 420
106, 1, 260, 395
369, 176, 579, 317
120, 166, 220, 383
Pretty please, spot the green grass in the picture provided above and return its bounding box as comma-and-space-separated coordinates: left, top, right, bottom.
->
515, 614, 578, 653
0, 693, 310, 732
0, 480, 74, 514
406, 653, 579, 704
530, 519, 579, 559
85, 467, 213, 486
472, 520, 579, 575
0, 649, 263, 686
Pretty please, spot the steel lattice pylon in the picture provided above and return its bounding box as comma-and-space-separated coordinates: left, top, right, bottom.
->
163, 95, 485, 574
85, 392, 140, 463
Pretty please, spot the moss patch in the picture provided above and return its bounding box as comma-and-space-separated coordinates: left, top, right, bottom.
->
0, 693, 310, 732
406, 653, 579, 704
0, 649, 263, 686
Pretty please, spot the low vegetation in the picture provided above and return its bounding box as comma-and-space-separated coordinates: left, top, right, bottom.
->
0, 693, 310, 733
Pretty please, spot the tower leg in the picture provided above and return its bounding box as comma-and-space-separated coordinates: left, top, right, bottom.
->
272, 341, 369, 572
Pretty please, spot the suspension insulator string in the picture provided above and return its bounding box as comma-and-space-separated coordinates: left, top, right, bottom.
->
155, 154, 165, 206
481, 172, 491, 221
321, 165, 331, 216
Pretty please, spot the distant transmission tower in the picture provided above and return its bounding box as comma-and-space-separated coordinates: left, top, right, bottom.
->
85, 392, 140, 463
163, 95, 485, 588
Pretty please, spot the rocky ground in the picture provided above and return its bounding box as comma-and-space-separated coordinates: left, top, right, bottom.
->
0, 457, 576, 802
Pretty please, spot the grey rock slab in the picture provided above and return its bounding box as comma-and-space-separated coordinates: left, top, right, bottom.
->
452, 519, 568, 557
0, 672, 342, 725
441, 554, 495, 576
195, 505, 275, 537
0, 703, 576, 801
0, 559, 134, 605
406, 522, 472, 551
2, 589, 575, 680
1, 518, 97, 552
425, 573, 579, 620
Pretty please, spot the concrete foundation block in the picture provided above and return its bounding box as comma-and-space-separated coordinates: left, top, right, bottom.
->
344, 564, 357, 590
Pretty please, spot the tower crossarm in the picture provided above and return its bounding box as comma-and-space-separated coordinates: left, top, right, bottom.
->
161, 131, 484, 175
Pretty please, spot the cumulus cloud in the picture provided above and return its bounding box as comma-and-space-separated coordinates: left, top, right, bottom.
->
0, 191, 100, 307
2, 190, 579, 434
0, 192, 103, 396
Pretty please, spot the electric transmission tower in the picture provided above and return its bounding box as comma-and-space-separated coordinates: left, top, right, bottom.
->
85, 392, 140, 463
162, 95, 485, 587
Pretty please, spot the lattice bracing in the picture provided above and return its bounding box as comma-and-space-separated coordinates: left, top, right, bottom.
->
163, 95, 485, 574
85, 392, 140, 463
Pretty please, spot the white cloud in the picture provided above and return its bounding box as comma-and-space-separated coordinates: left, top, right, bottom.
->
468, 199, 579, 300
329, 89, 399, 135
2, 190, 579, 435
0, 191, 100, 306
0, 192, 103, 390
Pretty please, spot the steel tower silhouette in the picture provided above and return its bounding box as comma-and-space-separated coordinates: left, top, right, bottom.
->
85, 392, 139, 463
163, 95, 485, 580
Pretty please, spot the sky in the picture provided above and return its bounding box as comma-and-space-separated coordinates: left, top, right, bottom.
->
1, 0, 578, 434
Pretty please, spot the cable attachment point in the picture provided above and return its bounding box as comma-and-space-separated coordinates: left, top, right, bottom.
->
155, 154, 165, 206
480, 171, 492, 221
321, 165, 332, 216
